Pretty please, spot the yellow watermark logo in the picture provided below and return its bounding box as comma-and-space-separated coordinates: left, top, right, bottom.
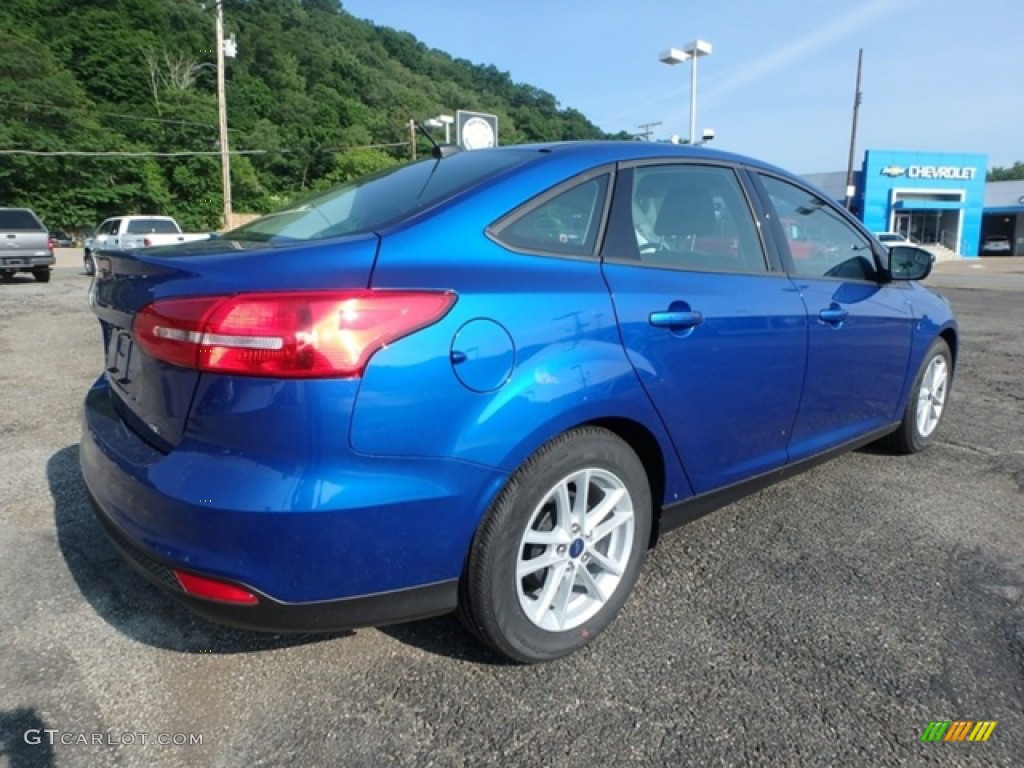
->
921, 720, 997, 742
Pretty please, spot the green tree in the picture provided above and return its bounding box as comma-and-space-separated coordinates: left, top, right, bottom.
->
987, 162, 1024, 182
1, 0, 625, 230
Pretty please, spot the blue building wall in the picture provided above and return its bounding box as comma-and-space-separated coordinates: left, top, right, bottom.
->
860, 150, 987, 257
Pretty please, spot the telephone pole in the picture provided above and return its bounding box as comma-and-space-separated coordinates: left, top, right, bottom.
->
636, 121, 662, 141
215, 1, 232, 229
843, 49, 864, 212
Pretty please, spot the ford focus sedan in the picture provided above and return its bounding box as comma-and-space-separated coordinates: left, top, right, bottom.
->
81, 141, 956, 663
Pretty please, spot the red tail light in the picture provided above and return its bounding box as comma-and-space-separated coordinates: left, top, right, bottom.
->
143, 237, 153, 247
134, 290, 456, 378
47, 237, 55, 251
174, 570, 259, 605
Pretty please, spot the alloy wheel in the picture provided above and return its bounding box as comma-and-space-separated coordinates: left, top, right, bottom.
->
516, 467, 635, 632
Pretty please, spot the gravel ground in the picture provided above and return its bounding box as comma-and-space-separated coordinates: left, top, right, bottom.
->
1, 253, 1022, 767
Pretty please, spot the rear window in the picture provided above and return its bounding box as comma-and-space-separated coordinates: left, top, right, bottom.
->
0, 209, 45, 231
125, 218, 181, 234
224, 149, 537, 244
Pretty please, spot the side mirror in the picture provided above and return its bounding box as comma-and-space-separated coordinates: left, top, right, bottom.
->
888, 245, 933, 281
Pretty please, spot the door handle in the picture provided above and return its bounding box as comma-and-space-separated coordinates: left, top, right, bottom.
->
649, 310, 704, 329
818, 307, 849, 326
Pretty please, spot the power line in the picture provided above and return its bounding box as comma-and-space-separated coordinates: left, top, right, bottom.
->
7, 99, 238, 132
0, 142, 411, 158
0, 149, 268, 157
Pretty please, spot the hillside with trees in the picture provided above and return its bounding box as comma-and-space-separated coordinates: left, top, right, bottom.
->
0, 0, 626, 233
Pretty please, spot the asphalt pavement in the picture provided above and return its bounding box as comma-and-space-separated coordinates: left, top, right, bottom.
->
1, 251, 1022, 767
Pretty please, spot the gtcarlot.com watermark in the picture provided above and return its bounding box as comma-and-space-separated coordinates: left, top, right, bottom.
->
24, 729, 203, 747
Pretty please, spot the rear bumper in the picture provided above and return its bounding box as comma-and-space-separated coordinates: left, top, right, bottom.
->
1, 253, 54, 270
88, 489, 458, 631
80, 378, 508, 629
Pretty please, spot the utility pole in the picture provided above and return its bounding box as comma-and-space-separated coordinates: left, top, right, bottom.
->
843, 48, 864, 212
637, 121, 662, 141
215, 1, 232, 229
409, 119, 417, 160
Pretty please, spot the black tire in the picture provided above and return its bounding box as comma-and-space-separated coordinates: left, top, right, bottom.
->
0, 271, 14, 282
83, 251, 95, 276
458, 426, 652, 663
33, 268, 51, 283
886, 338, 952, 454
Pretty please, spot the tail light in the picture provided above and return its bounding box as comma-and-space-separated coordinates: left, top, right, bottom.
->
174, 570, 259, 605
47, 237, 55, 251
134, 290, 456, 378
143, 237, 153, 247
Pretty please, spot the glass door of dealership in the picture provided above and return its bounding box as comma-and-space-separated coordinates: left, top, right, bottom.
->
891, 189, 965, 251
895, 210, 961, 248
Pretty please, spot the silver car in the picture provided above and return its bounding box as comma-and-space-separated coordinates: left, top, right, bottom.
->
0, 208, 55, 283
982, 235, 1012, 254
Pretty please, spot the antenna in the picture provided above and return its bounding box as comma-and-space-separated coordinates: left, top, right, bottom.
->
402, 108, 461, 159
412, 119, 441, 154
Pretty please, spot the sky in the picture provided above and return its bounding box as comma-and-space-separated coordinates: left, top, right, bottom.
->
339, 0, 1022, 174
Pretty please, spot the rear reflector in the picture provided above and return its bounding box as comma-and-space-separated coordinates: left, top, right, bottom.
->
174, 570, 259, 605
134, 290, 456, 378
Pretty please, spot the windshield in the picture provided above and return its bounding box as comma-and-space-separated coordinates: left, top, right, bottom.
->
224, 149, 536, 244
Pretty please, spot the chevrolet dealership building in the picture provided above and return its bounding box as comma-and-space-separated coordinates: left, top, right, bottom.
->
806, 149, 1023, 258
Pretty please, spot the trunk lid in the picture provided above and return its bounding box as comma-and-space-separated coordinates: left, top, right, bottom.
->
89, 235, 380, 449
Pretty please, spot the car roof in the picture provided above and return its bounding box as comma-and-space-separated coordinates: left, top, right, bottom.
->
500, 140, 790, 174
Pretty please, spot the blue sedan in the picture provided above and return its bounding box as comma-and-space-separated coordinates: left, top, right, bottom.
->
81, 141, 956, 663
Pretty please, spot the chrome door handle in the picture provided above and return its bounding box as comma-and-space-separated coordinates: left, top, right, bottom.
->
819, 307, 849, 326
649, 310, 704, 329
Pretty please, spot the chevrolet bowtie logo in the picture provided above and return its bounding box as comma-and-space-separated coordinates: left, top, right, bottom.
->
880, 166, 906, 177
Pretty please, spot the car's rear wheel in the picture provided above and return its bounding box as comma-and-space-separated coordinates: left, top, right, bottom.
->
33, 268, 50, 283
887, 338, 951, 454
458, 427, 651, 663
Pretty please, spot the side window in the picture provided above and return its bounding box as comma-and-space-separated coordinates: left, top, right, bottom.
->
492, 174, 609, 257
627, 165, 766, 274
759, 174, 877, 281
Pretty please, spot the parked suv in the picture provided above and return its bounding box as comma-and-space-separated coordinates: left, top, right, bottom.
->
0, 207, 55, 282
981, 235, 1012, 255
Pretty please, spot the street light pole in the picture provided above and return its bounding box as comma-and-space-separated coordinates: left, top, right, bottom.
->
688, 46, 699, 145
659, 39, 712, 144
426, 114, 455, 144
215, 1, 232, 230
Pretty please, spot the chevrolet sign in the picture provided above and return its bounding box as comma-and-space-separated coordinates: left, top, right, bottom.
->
907, 166, 977, 180
881, 165, 977, 181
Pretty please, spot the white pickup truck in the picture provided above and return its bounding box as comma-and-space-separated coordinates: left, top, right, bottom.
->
84, 215, 212, 275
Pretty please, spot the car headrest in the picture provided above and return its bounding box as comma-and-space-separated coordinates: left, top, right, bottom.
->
654, 183, 718, 238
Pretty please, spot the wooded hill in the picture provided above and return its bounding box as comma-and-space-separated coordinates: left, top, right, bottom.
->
1, 0, 626, 232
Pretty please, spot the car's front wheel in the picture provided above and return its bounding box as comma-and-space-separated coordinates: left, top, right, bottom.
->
887, 338, 952, 453
459, 427, 651, 663
83, 251, 95, 276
